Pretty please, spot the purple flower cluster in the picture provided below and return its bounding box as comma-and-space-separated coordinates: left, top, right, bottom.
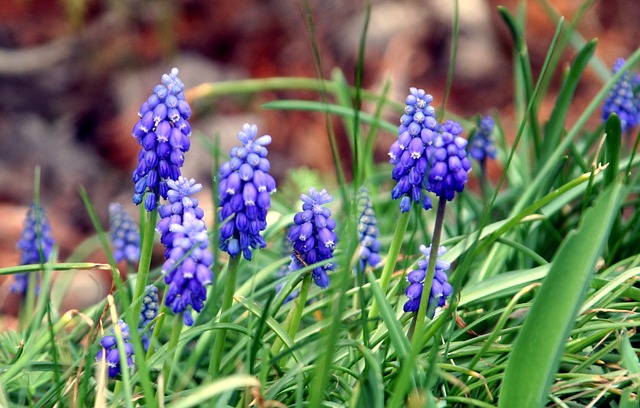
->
132, 68, 192, 211
157, 177, 213, 326
96, 320, 134, 378
426, 120, 472, 201
404, 245, 452, 314
219, 123, 276, 260
275, 225, 300, 303
602, 58, 640, 131
109, 203, 140, 264
11, 204, 55, 295
356, 187, 381, 270
389, 87, 439, 212
288, 187, 338, 288
468, 116, 497, 165
139, 285, 159, 350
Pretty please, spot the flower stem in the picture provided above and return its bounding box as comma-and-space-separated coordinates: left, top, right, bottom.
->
270, 273, 312, 359
367, 210, 410, 328
132, 210, 158, 321
209, 255, 241, 378
162, 313, 183, 389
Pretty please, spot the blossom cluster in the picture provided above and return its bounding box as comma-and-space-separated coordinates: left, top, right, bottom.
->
96, 320, 134, 378
288, 187, 338, 288
403, 245, 453, 314
157, 177, 213, 326
356, 187, 381, 270
218, 123, 276, 260
132, 68, 192, 211
109, 202, 140, 264
469, 116, 497, 166
602, 58, 640, 131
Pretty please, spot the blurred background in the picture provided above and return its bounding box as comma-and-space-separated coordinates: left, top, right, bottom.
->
0, 0, 638, 317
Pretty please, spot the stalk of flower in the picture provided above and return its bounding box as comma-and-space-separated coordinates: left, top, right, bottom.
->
210, 123, 276, 378
108, 203, 141, 276
271, 187, 338, 358
95, 320, 134, 379
602, 58, 640, 133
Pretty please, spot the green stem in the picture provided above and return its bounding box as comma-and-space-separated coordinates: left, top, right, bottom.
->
209, 255, 241, 378
270, 273, 312, 359
131, 210, 158, 322
162, 313, 184, 390
367, 210, 410, 327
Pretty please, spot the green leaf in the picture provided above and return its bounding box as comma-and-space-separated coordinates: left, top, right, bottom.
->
498, 182, 623, 408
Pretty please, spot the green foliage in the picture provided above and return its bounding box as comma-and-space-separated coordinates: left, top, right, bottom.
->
2, 1, 640, 407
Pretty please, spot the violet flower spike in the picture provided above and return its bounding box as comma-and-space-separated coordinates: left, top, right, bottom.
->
157, 176, 213, 326
602, 58, 640, 131
132, 67, 192, 211
403, 245, 452, 314
96, 320, 134, 379
109, 202, 141, 264
426, 120, 472, 201
218, 123, 276, 260
288, 187, 338, 288
356, 187, 381, 270
11, 204, 55, 295
468, 116, 497, 166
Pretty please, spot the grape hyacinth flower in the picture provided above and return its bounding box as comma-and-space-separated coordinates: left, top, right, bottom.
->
96, 320, 134, 378
11, 204, 55, 295
468, 116, 497, 166
404, 245, 452, 314
157, 177, 213, 326
139, 285, 159, 350
602, 58, 640, 131
109, 203, 141, 264
356, 187, 381, 270
288, 187, 338, 288
427, 120, 472, 201
389, 87, 440, 212
132, 68, 192, 211
275, 225, 300, 303
218, 123, 276, 260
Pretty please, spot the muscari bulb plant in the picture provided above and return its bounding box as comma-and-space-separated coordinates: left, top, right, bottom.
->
403, 245, 452, 314
11, 204, 55, 295
356, 187, 381, 270
468, 115, 497, 167
218, 123, 276, 260
288, 187, 338, 288
602, 58, 640, 132
96, 320, 134, 379
108, 202, 140, 264
132, 68, 192, 211
157, 176, 213, 326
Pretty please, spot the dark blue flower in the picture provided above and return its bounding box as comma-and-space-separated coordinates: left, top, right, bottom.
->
11, 204, 55, 295
96, 320, 134, 378
275, 225, 300, 303
218, 123, 276, 260
468, 116, 497, 164
426, 120, 472, 201
288, 187, 338, 288
109, 203, 140, 264
356, 187, 381, 270
157, 177, 213, 326
389, 87, 439, 212
139, 285, 159, 350
403, 245, 452, 313
602, 58, 640, 131
132, 68, 192, 211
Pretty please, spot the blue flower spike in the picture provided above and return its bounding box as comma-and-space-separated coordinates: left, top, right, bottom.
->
469, 116, 497, 166
156, 176, 213, 326
132, 67, 192, 211
219, 123, 276, 261
602, 58, 640, 132
139, 285, 159, 350
403, 245, 452, 314
109, 202, 141, 264
426, 120, 472, 201
356, 187, 381, 270
288, 187, 338, 288
11, 204, 55, 295
96, 320, 134, 379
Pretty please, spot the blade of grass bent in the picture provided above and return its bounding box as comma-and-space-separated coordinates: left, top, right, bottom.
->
499, 182, 623, 408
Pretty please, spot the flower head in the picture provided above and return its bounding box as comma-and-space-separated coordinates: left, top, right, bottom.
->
96, 320, 134, 378
275, 225, 300, 303
469, 116, 497, 165
389, 87, 439, 212
218, 123, 276, 260
157, 176, 213, 326
139, 285, 159, 350
132, 68, 192, 211
602, 58, 640, 131
426, 120, 472, 201
288, 187, 338, 288
403, 245, 452, 314
356, 187, 381, 270
109, 203, 140, 264
11, 204, 55, 295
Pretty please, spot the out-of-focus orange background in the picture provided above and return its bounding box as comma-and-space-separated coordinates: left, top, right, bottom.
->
0, 0, 637, 320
